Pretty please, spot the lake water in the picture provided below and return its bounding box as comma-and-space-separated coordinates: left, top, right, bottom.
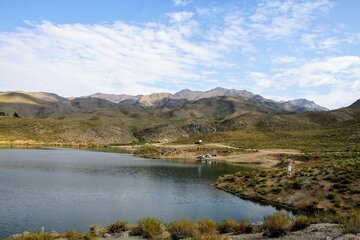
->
0, 148, 280, 237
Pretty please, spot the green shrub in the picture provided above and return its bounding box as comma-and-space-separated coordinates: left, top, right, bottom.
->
339, 211, 360, 234
9, 232, 54, 240
257, 188, 267, 195
327, 193, 336, 200
89, 225, 106, 236
82, 232, 97, 240
217, 219, 237, 234
271, 187, 283, 194
128, 224, 142, 236
107, 221, 127, 233
291, 215, 312, 231
264, 212, 290, 237
64, 230, 83, 240
138, 217, 163, 239
233, 220, 250, 234
167, 220, 196, 240
196, 219, 217, 235
291, 181, 302, 190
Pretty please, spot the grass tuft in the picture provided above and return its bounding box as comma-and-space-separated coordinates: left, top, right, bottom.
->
167, 220, 196, 240
264, 212, 290, 237
291, 215, 312, 231
216, 219, 237, 234
107, 221, 127, 234
339, 211, 360, 234
137, 217, 163, 239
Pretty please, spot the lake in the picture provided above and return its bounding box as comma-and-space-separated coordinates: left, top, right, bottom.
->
0, 148, 280, 237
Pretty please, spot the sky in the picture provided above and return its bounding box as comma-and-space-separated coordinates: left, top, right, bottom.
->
0, 0, 359, 109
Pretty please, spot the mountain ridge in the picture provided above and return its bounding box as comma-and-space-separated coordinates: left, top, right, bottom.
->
0, 88, 330, 119
86, 87, 328, 112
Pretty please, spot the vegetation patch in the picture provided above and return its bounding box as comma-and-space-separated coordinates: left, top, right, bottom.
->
137, 217, 163, 239
167, 220, 196, 240
263, 212, 291, 237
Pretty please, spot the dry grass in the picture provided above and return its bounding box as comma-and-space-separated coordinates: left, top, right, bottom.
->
106, 221, 127, 234
137, 217, 163, 239
263, 212, 291, 237
339, 211, 360, 234
167, 220, 196, 240
216, 219, 237, 234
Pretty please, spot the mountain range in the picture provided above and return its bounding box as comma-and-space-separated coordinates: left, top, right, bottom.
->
88, 87, 328, 112
0, 88, 358, 144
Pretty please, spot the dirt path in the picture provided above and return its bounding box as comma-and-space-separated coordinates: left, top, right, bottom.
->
153, 142, 238, 149
216, 149, 300, 168
151, 143, 300, 168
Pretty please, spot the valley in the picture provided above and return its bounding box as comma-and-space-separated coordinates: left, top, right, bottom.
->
0, 88, 359, 238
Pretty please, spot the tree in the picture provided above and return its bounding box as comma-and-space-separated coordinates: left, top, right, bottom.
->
0, 112, 5, 116
13, 112, 20, 118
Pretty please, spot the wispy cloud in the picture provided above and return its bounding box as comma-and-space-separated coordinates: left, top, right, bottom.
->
0, 20, 220, 96
248, 56, 360, 108
173, 0, 192, 7
166, 11, 194, 23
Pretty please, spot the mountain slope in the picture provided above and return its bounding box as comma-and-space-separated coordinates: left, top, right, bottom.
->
91, 87, 328, 113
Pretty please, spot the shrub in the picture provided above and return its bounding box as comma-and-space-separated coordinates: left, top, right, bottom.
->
233, 220, 250, 234
167, 220, 196, 240
339, 211, 360, 234
192, 232, 227, 240
89, 225, 106, 236
82, 232, 97, 240
196, 219, 217, 235
138, 217, 163, 239
128, 224, 143, 236
327, 193, 336, 200
107, 221, 127, 233
264, 212, 290, 237
217, 219, 237, 234
271, 187, 283, 194
291, 181, 302, 190
291, 215, 312, 231
10, 232, 54, 240
64, 230, 83, 240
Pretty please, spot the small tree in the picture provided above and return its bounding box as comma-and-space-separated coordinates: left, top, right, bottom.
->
0, 112, 5, 116
13, 112, 20, 118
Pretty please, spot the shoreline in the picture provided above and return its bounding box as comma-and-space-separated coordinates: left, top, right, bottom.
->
7, 218, 356, 240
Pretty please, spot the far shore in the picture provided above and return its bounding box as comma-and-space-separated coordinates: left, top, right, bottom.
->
0, 141, 303, 169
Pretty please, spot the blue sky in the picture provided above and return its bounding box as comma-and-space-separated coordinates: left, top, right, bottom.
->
0, 0, 359, 109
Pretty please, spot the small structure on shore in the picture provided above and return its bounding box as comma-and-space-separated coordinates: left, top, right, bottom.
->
195, 140, 203, 145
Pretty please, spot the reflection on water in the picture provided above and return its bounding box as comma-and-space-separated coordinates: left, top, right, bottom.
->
0, 148, 281, 237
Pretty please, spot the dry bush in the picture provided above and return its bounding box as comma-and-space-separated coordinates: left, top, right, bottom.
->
264, 212, 290, 237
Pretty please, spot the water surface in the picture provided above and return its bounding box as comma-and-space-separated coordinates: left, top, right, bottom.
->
0, 148, 279, 237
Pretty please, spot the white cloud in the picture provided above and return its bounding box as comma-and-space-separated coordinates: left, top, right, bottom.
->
301, 33, 357, 51
167, 11, 194, 23
249, 72, 267, 79
0, 21, 220, 96
173, 0, 192, 6
205, 0, 333, 52
272, 56, 301, 65
248, 72, 275, 88
275, 56, 360, 87
248, 0, 332, 39
304, 89, 358, 109
255, 56, 360, 108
